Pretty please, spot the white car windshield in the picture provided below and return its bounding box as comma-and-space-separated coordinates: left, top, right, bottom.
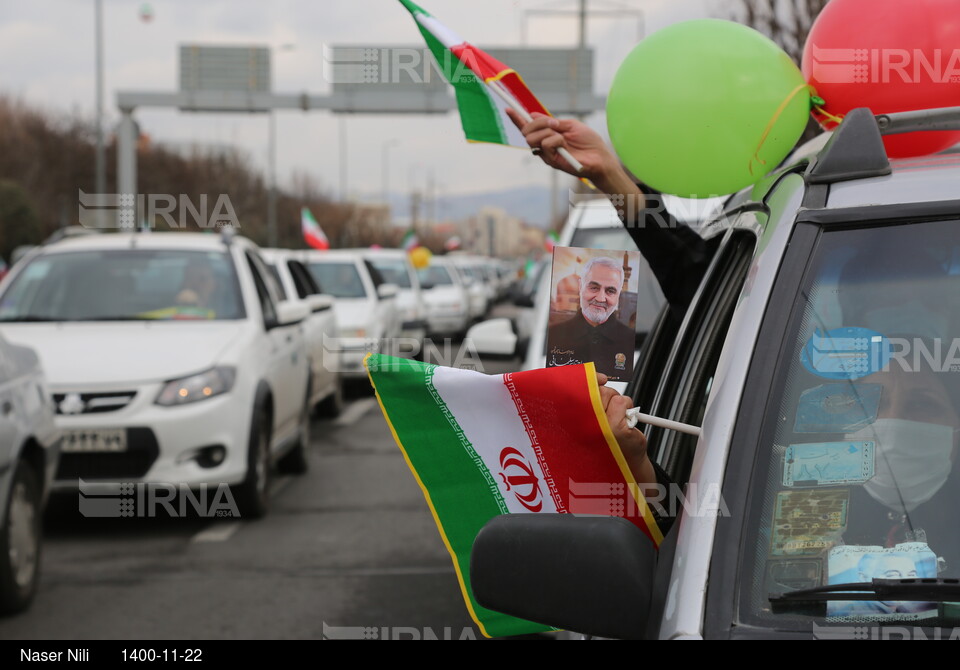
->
306, 262, 367, 298
369, 259, 412, 289
0, 249, 245, 321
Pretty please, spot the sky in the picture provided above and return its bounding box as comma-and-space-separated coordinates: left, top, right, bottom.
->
0, 0, 728, 204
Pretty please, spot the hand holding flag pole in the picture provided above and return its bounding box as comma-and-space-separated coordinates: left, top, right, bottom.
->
625, 407, 702, 437
485, 80, 585, 174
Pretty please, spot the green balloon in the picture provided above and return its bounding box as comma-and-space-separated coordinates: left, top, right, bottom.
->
607, 19, 810, 199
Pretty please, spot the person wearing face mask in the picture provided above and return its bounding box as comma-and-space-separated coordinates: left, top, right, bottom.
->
839, 360, 960, 566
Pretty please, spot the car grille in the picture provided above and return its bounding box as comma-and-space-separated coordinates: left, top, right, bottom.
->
55, 427, 159, 481
53, 390, 137, 415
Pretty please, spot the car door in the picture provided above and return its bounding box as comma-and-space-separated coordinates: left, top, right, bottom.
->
287, 258, 337, 402
622, 222, 758, 638
244, 250, 304, 445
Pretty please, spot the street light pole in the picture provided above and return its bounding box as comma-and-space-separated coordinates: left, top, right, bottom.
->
94, 0, 106, 200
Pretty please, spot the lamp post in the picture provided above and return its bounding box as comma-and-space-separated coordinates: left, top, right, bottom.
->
268, 43, 296, 248
94, 0, 105, 201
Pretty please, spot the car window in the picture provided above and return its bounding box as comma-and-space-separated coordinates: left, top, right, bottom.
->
570, 225, 640, 252
266, 263, 289, 301
369, 258, 412, 289
306, 261, 367, 298
635, 230, 755, 486
736, 218, 960, 628
418, 265, 454, 287
287, 260, 320, 299
0, 249, 245, 321
245, 251, 278, 327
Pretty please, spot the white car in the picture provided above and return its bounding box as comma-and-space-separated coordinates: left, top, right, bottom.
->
301, 250, 401, 379
0, 231, 311, 518
417, 257, 471, 339
450, 257, 491, 322
362, 248, 428, 346
261, 248, 344, 418
0, 332, 59, 615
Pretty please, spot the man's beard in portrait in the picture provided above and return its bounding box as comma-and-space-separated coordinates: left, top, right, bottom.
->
581, 297, 615, 325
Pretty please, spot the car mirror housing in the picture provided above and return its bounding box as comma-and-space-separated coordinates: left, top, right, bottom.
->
274, 301, 310, 327
465, 318, 517, 357
377, 283, 399, 300
471, 514, 657, 640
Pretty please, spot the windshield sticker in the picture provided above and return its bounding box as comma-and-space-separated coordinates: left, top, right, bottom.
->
826, 543, 939, 621
765, 559, 823, 595
772, 489, 848, 556
800, 327, 892, 380
794, 383, 881, 433
783, 441, 875, 487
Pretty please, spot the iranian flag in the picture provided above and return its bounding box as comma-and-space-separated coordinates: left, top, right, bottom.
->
398, 0, 551, 148
400, 229, 419, 251
365, 353, 662, 637
301, 207, 329, 250
544, 230, 559, 253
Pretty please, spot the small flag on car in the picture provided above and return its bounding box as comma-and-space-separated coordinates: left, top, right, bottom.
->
301, 207, 330, 250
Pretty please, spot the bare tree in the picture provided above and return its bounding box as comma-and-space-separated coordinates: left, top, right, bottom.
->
736, 0, 832, 143
737, 0, 829, 66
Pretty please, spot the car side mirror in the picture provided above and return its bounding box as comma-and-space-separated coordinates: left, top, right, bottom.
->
377, 283, 399, 300
465, 318, 517, 357
306, 294, 334, 313
471, 514, 656, 640
273, 300, 310, 328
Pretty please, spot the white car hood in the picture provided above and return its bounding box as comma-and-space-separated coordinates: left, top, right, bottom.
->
423, 286, 463, 305
334, 298, 376, 331
0, 322, 244, 387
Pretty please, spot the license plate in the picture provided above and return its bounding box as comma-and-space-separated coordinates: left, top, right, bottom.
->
62, 428, 127, 453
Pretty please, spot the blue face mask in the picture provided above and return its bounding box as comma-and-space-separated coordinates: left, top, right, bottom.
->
847, 419, 955, 513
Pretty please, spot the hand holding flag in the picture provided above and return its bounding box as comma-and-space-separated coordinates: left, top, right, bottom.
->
398, 0, 583, 172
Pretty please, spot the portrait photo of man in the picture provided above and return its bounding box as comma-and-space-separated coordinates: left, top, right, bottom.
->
546, 247, 640, 381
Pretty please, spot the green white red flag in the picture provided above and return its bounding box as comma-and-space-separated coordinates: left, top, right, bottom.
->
544, 230, 559, 253
301, 207, 329, 250
365, 353, 662, 637
401, 229, 419, 251
398, 0, 552, 148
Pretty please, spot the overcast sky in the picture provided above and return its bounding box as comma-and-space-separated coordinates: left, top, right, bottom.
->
0, 0, 728, 203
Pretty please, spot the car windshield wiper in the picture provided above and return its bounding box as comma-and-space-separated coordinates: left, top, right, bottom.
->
73, 316, 151, 321
770, 578, 960, 607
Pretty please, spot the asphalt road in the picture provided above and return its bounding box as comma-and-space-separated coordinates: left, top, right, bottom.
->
0, 346, 523, 641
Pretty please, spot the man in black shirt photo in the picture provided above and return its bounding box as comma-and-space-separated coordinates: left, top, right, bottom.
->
547, 254, 636, 381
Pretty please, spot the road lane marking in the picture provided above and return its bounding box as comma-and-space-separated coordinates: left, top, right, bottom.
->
191, 521, 241, 543
333, 398, 378, 426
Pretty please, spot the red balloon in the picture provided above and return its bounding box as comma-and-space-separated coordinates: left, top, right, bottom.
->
802, 0, 960, 158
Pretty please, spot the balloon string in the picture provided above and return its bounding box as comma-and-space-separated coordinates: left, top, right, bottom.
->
749, 83, 814, 177
814, 105, 845, 127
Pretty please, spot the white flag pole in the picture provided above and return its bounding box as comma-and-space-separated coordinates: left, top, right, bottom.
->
485, 79, 585, 174
625, 407, 702, 437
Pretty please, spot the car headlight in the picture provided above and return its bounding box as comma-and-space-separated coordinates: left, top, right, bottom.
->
155, 367, 236, 406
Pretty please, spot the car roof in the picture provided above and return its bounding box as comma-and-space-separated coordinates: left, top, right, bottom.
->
828, 153, 960, 209
36, 231, 244, 254
300, 250, 371, 269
